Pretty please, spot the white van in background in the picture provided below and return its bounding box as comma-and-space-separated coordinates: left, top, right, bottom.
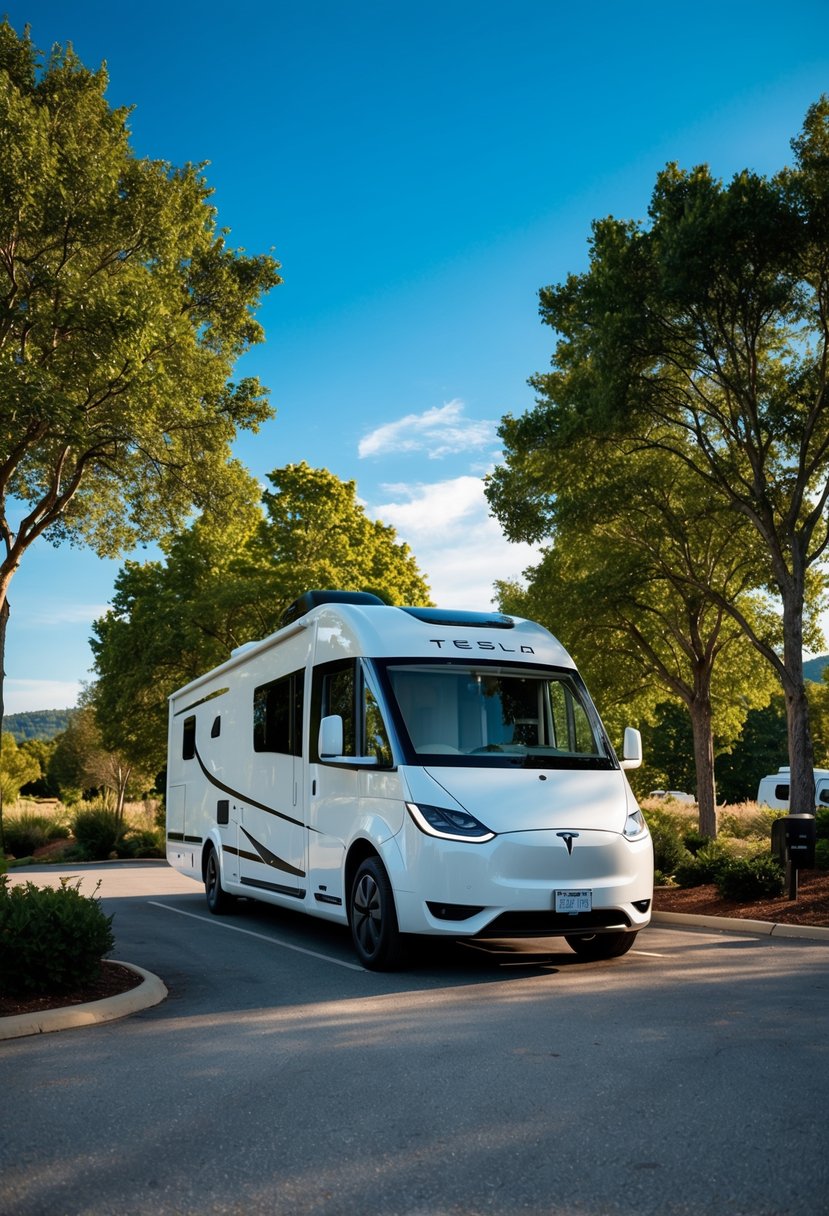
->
166, 591, 653, 969
757, 766, 829, 811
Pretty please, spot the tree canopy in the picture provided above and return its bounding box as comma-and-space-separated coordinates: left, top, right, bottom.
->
489, 98, 829, 815
0, 19, 281, 712
90, 463, 432, 772
490, 439, 778, 832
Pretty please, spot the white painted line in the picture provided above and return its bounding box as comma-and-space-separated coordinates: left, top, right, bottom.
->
149, 901, 365, 972
632, 950, 667, 957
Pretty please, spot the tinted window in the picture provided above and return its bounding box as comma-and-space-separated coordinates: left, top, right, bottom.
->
182, 716, 196, 761
253, 670, 303, 755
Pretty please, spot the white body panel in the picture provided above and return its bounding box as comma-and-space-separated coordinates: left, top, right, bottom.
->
166, 599, 653, 954
757, 766, 829, 811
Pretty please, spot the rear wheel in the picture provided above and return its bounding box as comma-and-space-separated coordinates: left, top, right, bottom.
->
349, 857, 404, 971
205, 845, 233, 914
565, 930, 637, 960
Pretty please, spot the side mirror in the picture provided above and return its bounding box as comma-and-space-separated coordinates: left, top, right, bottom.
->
319, 714, 344, 757
620, 726, 642, 770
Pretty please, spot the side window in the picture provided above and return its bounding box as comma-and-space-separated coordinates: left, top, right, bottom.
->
253, 670, 304, 755
182, 716, 196, 761
312, 660, 393, 765
775, 783, 790, 801
326, 665, 356, 756
364, 685, 392, 765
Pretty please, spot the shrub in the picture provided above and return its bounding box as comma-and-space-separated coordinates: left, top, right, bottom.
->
2, 812, 70, 858
71, 804, 123, 859
683, 829, 711, 857
119, 827, 165, 859
815, 809, 829, 841
715, 855, 785, 901
643, 808, 688, 876
674, 840, 733, 887
814, 839, 829, 870
0, 875, 115, 996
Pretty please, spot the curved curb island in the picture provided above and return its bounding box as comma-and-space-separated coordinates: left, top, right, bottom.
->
651, 910, 829, 942
0, 961, 168, 1041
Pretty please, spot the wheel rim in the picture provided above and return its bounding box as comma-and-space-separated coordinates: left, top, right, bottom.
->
352, 872, 382, 957
207, 853, 218, 900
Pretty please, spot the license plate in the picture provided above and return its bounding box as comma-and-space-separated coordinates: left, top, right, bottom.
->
555, 890, 592, 914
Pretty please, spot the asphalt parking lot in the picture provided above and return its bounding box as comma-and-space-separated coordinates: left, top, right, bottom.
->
1, 861, 828, 1216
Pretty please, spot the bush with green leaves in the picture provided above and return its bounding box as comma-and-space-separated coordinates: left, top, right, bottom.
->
674, 840, 734, 888
70, 804, 123, 860
2, 812, 70, 858
683, 829, 711, 857
814, 839, 829, 870
119, 827, 165, 859
643, 808, 688, 876
715, 855, 785, 902
0, 875, 115, 996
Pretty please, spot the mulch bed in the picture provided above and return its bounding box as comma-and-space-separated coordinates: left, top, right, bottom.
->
653, 868, 829, 927
0, 962, 143, 1018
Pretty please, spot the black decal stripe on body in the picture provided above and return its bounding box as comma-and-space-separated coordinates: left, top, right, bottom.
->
242, 877, 306, 899
193, 742, 304, 829
240, 826, 306, 878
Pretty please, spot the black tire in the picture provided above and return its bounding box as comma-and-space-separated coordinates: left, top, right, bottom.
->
565, 930, 637, 960
349, 856, 405, 970
205, 845, 233, 914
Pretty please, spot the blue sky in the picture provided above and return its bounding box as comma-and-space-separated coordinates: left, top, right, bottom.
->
4, 0, 829, 714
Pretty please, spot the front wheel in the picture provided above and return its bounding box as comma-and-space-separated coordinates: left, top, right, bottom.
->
205, 845, 233, 915
349, 857, 405, 971
565, 930, 637, 960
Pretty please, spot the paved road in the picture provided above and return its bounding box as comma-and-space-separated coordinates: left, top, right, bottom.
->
1, 862, 828, 1216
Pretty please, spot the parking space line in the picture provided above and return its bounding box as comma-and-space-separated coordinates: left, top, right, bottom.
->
148, 901, 365, 971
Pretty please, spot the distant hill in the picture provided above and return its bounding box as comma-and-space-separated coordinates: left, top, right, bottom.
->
2, 709, 73, 741
804, 654, 829, 683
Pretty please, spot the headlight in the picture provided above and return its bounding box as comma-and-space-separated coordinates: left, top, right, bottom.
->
406, 802, 495, 842
624, 807, 648, 839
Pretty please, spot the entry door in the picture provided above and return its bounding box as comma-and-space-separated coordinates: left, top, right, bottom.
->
239, 669, 306, 897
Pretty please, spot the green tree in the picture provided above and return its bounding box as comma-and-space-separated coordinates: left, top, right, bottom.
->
489, 438, 777, 835
91, 463, 433, 773
0, 22, 280, 841
715, 696, 788, 803
491, 99, 829, 815
0, 732, 39, 805
48, 702, 152, 816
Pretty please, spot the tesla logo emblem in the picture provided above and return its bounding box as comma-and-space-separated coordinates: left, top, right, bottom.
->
556, 832, 579, 854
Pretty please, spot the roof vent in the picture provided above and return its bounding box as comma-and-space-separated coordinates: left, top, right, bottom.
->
401, 607, 515, 629
280, 589, 386, 628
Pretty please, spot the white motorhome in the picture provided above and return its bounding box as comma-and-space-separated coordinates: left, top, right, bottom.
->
757, 766, 829, 811
166, 592, 653, 969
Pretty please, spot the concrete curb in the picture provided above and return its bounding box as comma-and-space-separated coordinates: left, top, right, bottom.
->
0, 961, 168, 1041
651, 910, 829, 943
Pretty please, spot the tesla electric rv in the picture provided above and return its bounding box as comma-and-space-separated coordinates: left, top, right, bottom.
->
166, 591, 653, 969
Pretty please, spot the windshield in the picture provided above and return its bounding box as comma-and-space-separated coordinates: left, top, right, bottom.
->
380, 662, 615, 769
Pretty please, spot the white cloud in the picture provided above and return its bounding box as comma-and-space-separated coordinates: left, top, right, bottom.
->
4, 679, 81, 715
359, 400, 498, 460
370, 476, 539, 609
17, 603, 110, 629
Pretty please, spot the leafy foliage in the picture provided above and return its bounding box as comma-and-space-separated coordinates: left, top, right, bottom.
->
0, 875, 114, 996
91, 462, 432, 772
715, 856, 785, 901
0, 733, 40, 803
2, 811, 69, 858
642, 807, 688, 876
490, 98, 829, 818
2, 710, 72, 741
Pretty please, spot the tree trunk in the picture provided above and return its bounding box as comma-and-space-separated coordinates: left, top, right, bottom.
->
781, 585, 816, 816
0, 595, 8, 855
690, 695, 717, 839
